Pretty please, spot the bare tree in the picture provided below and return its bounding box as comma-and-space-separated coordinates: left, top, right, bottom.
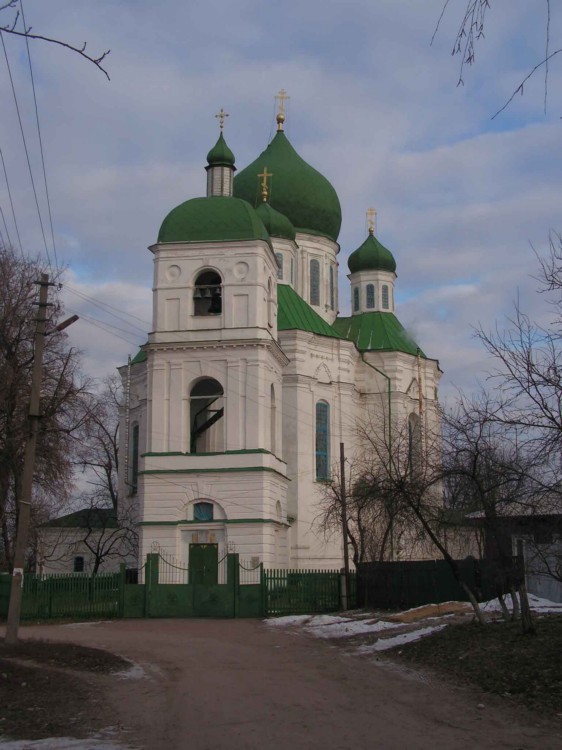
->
0, 245, 90, 571
0, 0, 110, 78
435, 0, 560, 116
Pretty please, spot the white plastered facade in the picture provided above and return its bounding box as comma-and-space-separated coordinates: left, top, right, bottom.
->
118, 145, 442, 572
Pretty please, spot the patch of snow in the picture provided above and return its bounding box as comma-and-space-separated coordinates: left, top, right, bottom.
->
115, 663, 145, 680
264, 615, 312, 627
356, 624, 447, 653
0, 739, 136, 749
306, 618, 401, 639
480, 593, 562, 614
62, 621, 110, 628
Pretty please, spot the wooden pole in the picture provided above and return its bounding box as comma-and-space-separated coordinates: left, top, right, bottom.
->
5, 274, 50, 644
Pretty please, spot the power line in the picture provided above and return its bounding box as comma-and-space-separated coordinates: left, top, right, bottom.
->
0, 146, 24, 257
0, 29, 51, 267
0, 200, 12, 248
64, 285, 150, 333
19, 0, 58, 270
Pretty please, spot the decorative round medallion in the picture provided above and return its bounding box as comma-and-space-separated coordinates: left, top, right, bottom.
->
233, 261, 249, 280
165, 264, 181, 281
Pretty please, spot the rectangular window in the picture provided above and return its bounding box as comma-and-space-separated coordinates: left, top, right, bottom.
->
329, 266, 335, 310
74, 556, 84, 573
310, 259, 320, 306
382, 285, 389, 310
353, 287, 360, 312
275, 253, 283, 280
366, 284, 375, 309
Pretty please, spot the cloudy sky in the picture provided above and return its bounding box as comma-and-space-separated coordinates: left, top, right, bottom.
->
0, 0, 560, 400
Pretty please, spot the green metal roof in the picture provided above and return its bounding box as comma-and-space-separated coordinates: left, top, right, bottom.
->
255, 201, 296, 241
333, 312, 425, 356
277, 284, 342, 339
206, 131, 235, 168
41, 507, 118, 529
233, 131, 342, 242
348, 232, 396, 274
130, 348, 147, 365
158, 196, 271, 245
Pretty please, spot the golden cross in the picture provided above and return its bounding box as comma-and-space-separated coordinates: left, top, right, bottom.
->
366, 207, 377, 235
257, 166, 273, 202
275, 88, 290, 115
275, 88, 290, 131
214, 108, 229, 131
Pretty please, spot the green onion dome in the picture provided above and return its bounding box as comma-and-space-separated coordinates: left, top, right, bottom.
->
158, 196, 270, 244
255, 201, 296, 241
233, 131, 342, 242
347, 232, 396, 274
206, 132, 235, 167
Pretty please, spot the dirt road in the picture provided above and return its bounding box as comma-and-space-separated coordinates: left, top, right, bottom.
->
9, 619, 561, 750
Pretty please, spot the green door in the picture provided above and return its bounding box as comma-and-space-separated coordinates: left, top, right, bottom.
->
189, 543, 219, 585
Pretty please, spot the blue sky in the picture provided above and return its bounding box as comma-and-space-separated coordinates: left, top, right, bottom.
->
0, 0, 561, 398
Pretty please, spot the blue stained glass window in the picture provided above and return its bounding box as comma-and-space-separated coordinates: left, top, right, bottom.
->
382, 285, 389, 309
310, 259, 320, 306
366, 284, 375, 309
275, 253, 283, 280
315, 401, 330, 480
194, 502, 214, 522
353, 287, 360, 312
329, 266, 335, 310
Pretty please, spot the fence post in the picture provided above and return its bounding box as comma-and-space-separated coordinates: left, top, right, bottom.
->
145, 553, 159, 618
340, 567, 348, 611
261, 566, 268, 617
118, 564, 126, 618
227, 554, 239, 618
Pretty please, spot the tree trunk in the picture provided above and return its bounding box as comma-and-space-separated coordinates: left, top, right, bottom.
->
517, 581, 536, 635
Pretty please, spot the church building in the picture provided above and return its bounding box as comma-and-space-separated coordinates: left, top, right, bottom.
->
119, 95, 442, 571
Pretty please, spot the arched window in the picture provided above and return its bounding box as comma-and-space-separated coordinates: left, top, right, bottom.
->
270, 384, 276, 455
131, 423, 139, 494
275, 253, 283, 280
408, 413, 422, 473
290, 257, 294, 284
315, 401, 330, 480
366, 284, 375, 309
329, 266, 335, 310
382, 284, 390, 310
353, 287, 360, 312
194, 501, 214, 522
310, 259, 320, 306
193, 270, 222, 316
190, 378, 224, 453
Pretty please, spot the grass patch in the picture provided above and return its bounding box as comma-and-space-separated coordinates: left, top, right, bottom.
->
395, 614, 562, 717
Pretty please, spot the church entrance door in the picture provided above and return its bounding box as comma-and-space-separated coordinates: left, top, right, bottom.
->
189, 543, 223, 617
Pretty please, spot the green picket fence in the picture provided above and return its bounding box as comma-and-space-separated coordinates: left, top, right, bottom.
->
16, 571, 122, 620
264, 569, 343, 616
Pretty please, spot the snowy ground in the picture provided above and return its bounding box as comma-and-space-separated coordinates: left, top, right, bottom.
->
264, 593, 562, 653
0, 741, 136, 749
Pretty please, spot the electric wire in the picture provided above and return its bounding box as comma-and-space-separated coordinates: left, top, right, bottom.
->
0, 200, 12, 248
19, 0, 58, 270
64, 285, 150, 333
0, 28, 51, 267
0, 146, 24, 256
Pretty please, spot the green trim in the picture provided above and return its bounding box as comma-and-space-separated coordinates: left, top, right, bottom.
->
130, 348, 147, 365
139, 517, 284, 527
140, 466, 288, 480
143, 448, 276, 458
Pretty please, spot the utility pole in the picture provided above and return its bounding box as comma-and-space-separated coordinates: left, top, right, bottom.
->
5, 274, 51, 645
340, 442, 350, 610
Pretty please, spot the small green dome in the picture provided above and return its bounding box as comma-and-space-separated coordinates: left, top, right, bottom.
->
206, 132, 235, 167
233, 131, 342, 242
348, 232, 396, 274
158, 196, 270, 244
255, 202, 296, 241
